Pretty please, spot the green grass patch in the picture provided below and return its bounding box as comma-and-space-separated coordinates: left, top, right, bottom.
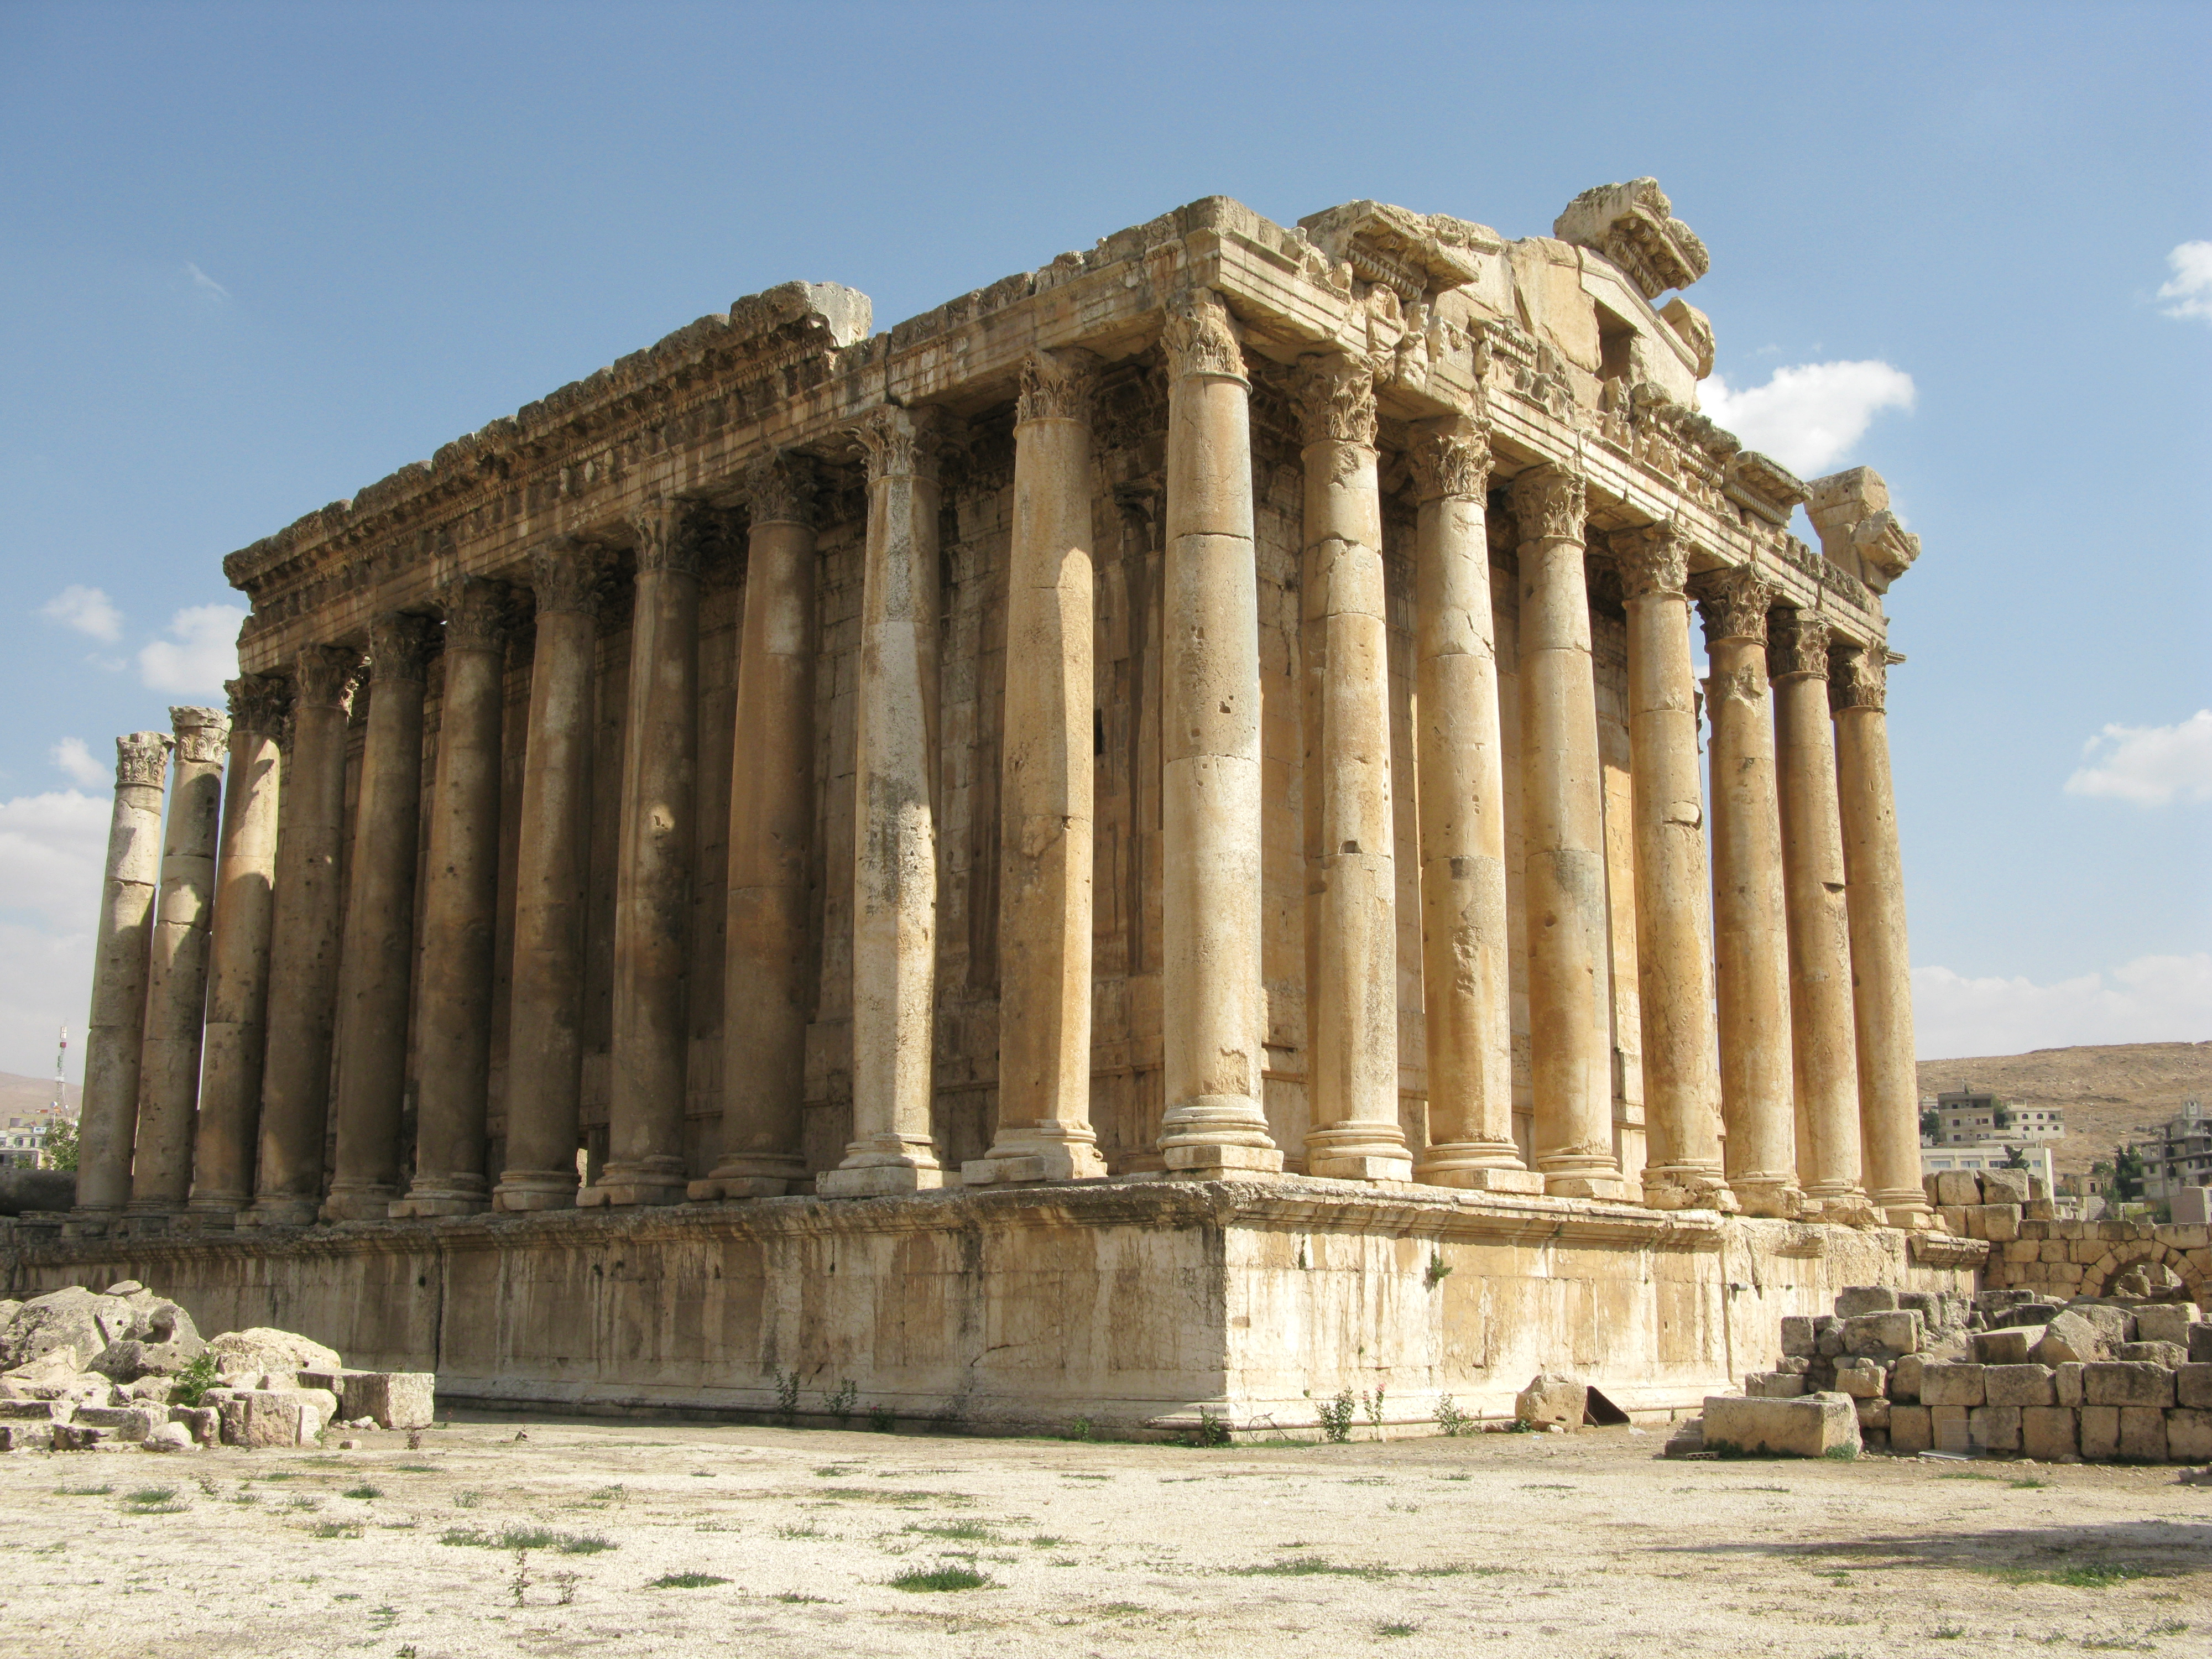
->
2008, 1477, 2053, 1489
904, 1520, 999, 1542
646, 1572, 729, 1589
889, 1565, 997, 1593
1379, 1624, 1418, 1639
439, 1527, 614, 1554
387, 1464, 439, 1474
1977, 1562, 2164, 1588
311, 1521, 363, 1539
1410, 1564, 1514, 1578
125, 1488, 179, 1506
773, 1592, 832, 1604
341, 1484, 381, 1500
1029, 1535, 1068, 1547
1230, 1556, 1394, 1580
773, 1522, 824, 1539
58, 1483, 114, 1497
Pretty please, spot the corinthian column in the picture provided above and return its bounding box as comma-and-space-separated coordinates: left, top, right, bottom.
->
821, 407, 948, 1197
494, 540, 606, 1211
393, 577, 512, 1217
323, 611, 435, 1222
71, 732, 171, 1225
245, 645, 361, 1227
697, 454, 820, 1199
1407, 418, 1538, 1192
125, 705, 231, 1222
969, 351, 1109, 1186
1296, 352, 1409, 1182
190, 674, 290, 1223
1832, 644, 1929, 1227
1511, 465, 1624, 1200
588, 500, 702, 1207
1155, 289, 1280, 1175
1613, 524, 1733, 1213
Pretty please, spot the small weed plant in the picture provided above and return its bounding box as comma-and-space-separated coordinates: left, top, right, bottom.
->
1317, 1390, 1356, 1444
825, 1378, 858, 1428
1434, 1394, 1469, 1437
1363, 1386, 1388, 1439
1192, 1408, 1233, 1448
889, 1564, 996, 1593
867, 1404, 896, 1434
169, 1352, 220, 1408
1424, 1251, 1451, 1290
648, 1572, 729, 1590
773, 1369, 802, 1426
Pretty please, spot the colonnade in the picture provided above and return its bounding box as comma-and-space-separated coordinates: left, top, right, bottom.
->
69, 290, 1929, 1231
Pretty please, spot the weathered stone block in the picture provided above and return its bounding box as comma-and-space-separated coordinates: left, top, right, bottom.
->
2167, 1407, 2212, 1462
2177, 1365, 2212, 1410
1980, 1168, 2031, 1205
2054, 1361, 2085, 1406
1834, 1286, 1897, 1316
1996, 1302, 2065, 1327
1974, 1327, 2047, 1365
2189, 1324, 2212, 1364
2134, 1305, 2199, 1346
2119, 1405, 2168, 1462
2072, 1305, 2136, 1346
2001, 1240, 2039, 1262
1938, 1204, 1969, 1235
0, 1399, 67, 1421
1834, 1358, 1886, 1399
140, 1421, 193, 1453
1887, 1353, 1924, 1402
2079, 1404, 2121, 1460
1896, 1290, 1938, 1320
2021, 1405, 2079, 1462
2084, 1361, 2175, 1408
1970, 1404, 2022, 1452
218, 1391, 314, 1449
1780, 1315, 1819, 1357
1746, 1371, 1807, 1398
1516, 1374, 1587, 1428
168, 1405, 219, 1444
1778, 1355, 1811, 1375
1936, 1170, 1981, 1207
1702, 1393, 1860, 1458
1985, 1364, 2057, 1407
1854, 1396, 1890, 1430
71, 1404, 161, 1442
1843, 1310, 1922, 1358
1980, 1206, 2021, 1243
1931, 1404, 1973, 1453
340, 1372, 434, 1430
2026, 1199, 2058, 1222
2033, 1311, 2106, 1366
2116, 1341, 2187, 1368
1920, 1363, 1986, 1407
1888, 1403, 1933, 1453
1814, 1317, 1846, 1359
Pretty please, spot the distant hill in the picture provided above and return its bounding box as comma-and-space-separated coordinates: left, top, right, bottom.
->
1916, 1042, 2212, 1177
0, 1071, 77, 1123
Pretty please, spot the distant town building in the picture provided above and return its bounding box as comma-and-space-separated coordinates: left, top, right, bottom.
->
1922, 1086, 2063, 1146
2135, 1099, 2211, 1203
1921, 1141, 2056, 1194
0, 1111, 64, 1170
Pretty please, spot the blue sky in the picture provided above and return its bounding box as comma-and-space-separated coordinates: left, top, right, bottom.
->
1, 1, 2205, 1080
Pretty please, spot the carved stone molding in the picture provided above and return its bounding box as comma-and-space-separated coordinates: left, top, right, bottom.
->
226, 673, 293, 738
1016, 348, 1098, 426
294, 643, 364, 712
170, 706, 231, 766
1509, 464, 1587, 544
850, 404, 945, 487
1613, 521, 1690, 600
528, 537, 610, 616
1294, 352, 1379, 449
746, 451, 818, 528
367, 611, 437, 685
1406, 417, 1491, 502
115, 731, 173, 790
1695, 567, 1776, 645
436, 574, 514, 653
1160, 287, 1246, 384
1829, 643, 1887, 713
1766, 609, 1833, 682
630, 497, 703, 578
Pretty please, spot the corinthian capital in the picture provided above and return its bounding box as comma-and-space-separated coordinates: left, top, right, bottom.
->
849, 404, 945, 487
368, 611, 437, 685
1160, 287, 1246, 384
1766, 609, 1833, 682
1829, 642, 1887, 713
170, 706, 231, 766
226, 673, 293, 739
1612, 521, 1690, 599
436, 574, 514, 653
746, 451, 817, 528
630, 497, 703, 577
1509, 464, 1586, 544
293, 643, 364, 713
1695, 567, 1776, 645
1017, 348, 1098, 426
115, 731, 173, 790
528, 537, 610, 617
1295, 352, 1379, 449
1407, 416, 1491, 503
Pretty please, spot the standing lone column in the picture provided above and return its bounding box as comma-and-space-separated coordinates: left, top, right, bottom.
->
1297, 353, 1410, 1182
589, 499, 702, 1207
1407, 418, 1539, 1192
190, 674, 290, 1224
393, 577, 512, 1217
246, 645, 361, 1226
696, 455, 820, 1199
1512, 465, 1625, 1200
971, 351, 1109, 1186
821, 408, 948, 1197
71, 732, 172, 1226
125, 706, 230, 1222
1155, 289, 1280, 1175
1614, 524, 1734, 1213
323, 611, 435, 1222
1832, 644, 1928, 1227
494, 540, 606, 1211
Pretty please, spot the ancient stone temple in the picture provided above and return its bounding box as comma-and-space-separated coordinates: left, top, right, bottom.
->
12, 182, 1984, 1431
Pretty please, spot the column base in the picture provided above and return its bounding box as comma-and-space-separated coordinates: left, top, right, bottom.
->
389, 1182, 490, 1219
1799, 1188, 1882, 1228
1416, 1161, 1547, 1194
1306, 1122, 1414, 1183
1163, 1143, 1284, 1175
1640, 1165, 1741, 1214
690, 1154, 808, 1201
1160, 1095, 1281, 1173
818, 1164, 947, 1198
1871, 1187, 1934, 1229
580, 1160, 691, 1207
238, 1197, 321, 1229
320, 1183, 401, 1222
61, 1208, 119, 1239
1726, 1176, 1804, 1219
118, 1208, 180, 1237
963, 1128, 1108, 1187
185, 1194, 247, 1230
1543, 1172, 1631, 1201
491, 1173, 578, 1213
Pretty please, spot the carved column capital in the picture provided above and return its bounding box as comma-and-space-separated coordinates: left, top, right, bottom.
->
436, 574, 514, 653
745, 452, 817, 528
1829, 642, 1887, 713
850, 404, 946, 487
630, 497, 703, 577
368, 611, 437, 685
115, 731, 173, 790
1295, 352, 1379, 449
225, 674, 293, 739
1016, 348, 1099, 425
1766, 609, 1833, 681
170, 706, 231, 766
1695, 567, 1777, 644
528, 537, 611, 616
1613, 521, 1691, 599
1509, 463, 1587, 544
1160, 286, 1247, 384
1407, 416, 1491, 502
293, 643, 365, 712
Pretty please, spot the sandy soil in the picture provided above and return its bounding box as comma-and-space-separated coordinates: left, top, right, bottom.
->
3, 1416, 2209, 1658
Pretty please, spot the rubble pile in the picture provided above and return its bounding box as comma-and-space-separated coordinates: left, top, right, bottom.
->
0, 1281, 431, 1453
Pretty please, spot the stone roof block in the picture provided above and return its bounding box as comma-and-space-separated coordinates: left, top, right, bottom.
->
1554, 178, 1709, 300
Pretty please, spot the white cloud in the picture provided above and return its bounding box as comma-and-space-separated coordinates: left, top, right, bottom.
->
49, 738, 106, 789
0, 918, 92, 1082
0, 789, 109, 932
137, 602, 244, 698
185, 262, 229, 301
38, 584, 122, 643
1698, 360, 1916, 477
1914, 953, 2212, 1059
2064, 710, 2212, 806
2157, 241, 2212, 322
0, 788, 115, 1079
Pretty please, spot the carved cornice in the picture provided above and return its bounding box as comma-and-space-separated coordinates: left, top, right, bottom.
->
528, 537, 610, 616
1016, 348, 1098, 426
1406, 417, 1491, 502
746, 451, 817, 528
631, 498, 703, 578
169, 707, 231, 767
1829, 643, 1887, 714
1294, 352, 1379, 449
1695, 567, 1776, 645
1160, 287, 1246, 384
436, 574, 514, 653
115, 731, 173, 791
1553, 178, 1710, 301
1509, 464, 1586, 544
1766, 609, 1833, 682
294, 644, 364, 713
1612, 521, 1690, 600
850, 405, 945, 487
225, 674, 293, 739
368, 611, 437, 685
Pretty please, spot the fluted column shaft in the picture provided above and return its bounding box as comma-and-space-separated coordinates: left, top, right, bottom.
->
324, 612, 434, 1221
393, 578, 511, 1217
972, 352, 1108, 1186
698, 456, 820, 1199
1511, 465, 1624, 1200
494, 544, 603, 1212
821, 406, 948, 1196
72, 732, 171, 1223
1614, 526, 1733, 1212
1155, 289, 1280, 1175
190, 676, 290, 1222
246, 646, 360, 1226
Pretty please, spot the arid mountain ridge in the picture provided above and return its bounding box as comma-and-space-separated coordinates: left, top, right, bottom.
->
1917, 1041, 2212, 1178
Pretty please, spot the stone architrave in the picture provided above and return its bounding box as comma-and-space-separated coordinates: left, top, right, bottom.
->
71, 732, 173, 1224
968, 351, 1110, 1187
695, 456, 821, 1200
1511, 464, 1625, 1200
1406, 418, 1540, 1193
1770, 608, 1873, 1223
1613, 524, 1733, 1213
323, 612, 435, 1222
393, 577, 512, 1218
1698, 572, 1801, 1218
1832, 643, 1930, 1227
189, 675, 291, 1224
1296, 352, 1410, 1183
587, 500, 703, 1208
821, 407, 949, 1197
1154, 288, 1281, 1176
126, 705, 231, 1222
244, 645, 361, 1227
494, 540, 606, 1212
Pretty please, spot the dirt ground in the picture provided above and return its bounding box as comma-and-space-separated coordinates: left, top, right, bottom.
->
4, 1416, 2209, 1658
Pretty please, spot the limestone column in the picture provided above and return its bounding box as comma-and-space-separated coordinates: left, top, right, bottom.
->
494, 540, 606, 1211
123, 705, 230, 1221
189, 675, 290, 1223
586, 500, 703, 1207
821, 407, 948, 1197
1406, 419, 1539, 1193
1832, 644, 1928, 1227
1771, 609, 1872, 1220
967, 353, 1109, 1186
1613, 524, 1734, 1213
245, 645, 361, 1226
1511, 465, 1624, 1200
322, 611, 435, 1221
1154, 289, 1280, 1175
1296, 353, 1410, 1182
393, 577, 512, 1217
71, 732, 171, 1224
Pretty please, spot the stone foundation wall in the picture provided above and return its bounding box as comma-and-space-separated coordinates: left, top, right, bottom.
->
1983, 1217, 2212, 1304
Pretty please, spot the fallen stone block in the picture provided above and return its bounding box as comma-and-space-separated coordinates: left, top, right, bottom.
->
1920, 1363, 1986, 1407
2079, 1404, 2121, 1460
1980, 1168, 2032, 1205
1973, 1327, 2047, 1365
1854, 1396, 1890, 1431
1778, 1355, 1811, 1375
2134, 1305, 2200, 1347
1781, 1316, 1820, 1357
2116, 1341, 2187, 1369
0, 1398, 68, 1422
2084, 1361, 2176, 1408
71, 1404, 163, 1443
2022, 1405, 2079, 1462
2068, 1304, 2136, 1347
340, 1372, 434, 1430
1984, 1364, 2058, 1407
1702, 1393, 1860, 1458
1936, 1170, 1982, 1207
1887, 1353, 1925, 1402
1515, 1374, 1587, 1430
2033, 1311, 2107, 1366
1843, 1310, 1922, 1359
1971, 1404, 2023, 1453
139, 1422, 193, 1453
1747, 1371, 1807, 1399
168, 1405, 219, 1445
1931, 1404, 1972, 1454
2168, 1407, 2212, 1462
206, 1328, 343, 1383
1834, 1286, 1897, 1317
0, 1422, 53, 1451
2190, 1324, 2212, 1365
2177, 1365, 2212, 1410
52, 1422, 108, 1450
1994, 1302, 2065, 1328
2119, 1405, 2168, 1462
1814, 1317, 1846, 1359
0, 1286, 141, 1371
1888, 1403, 1933, 1453
219, 1391, 316, 1449
1834, 1358, 1886, 1399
